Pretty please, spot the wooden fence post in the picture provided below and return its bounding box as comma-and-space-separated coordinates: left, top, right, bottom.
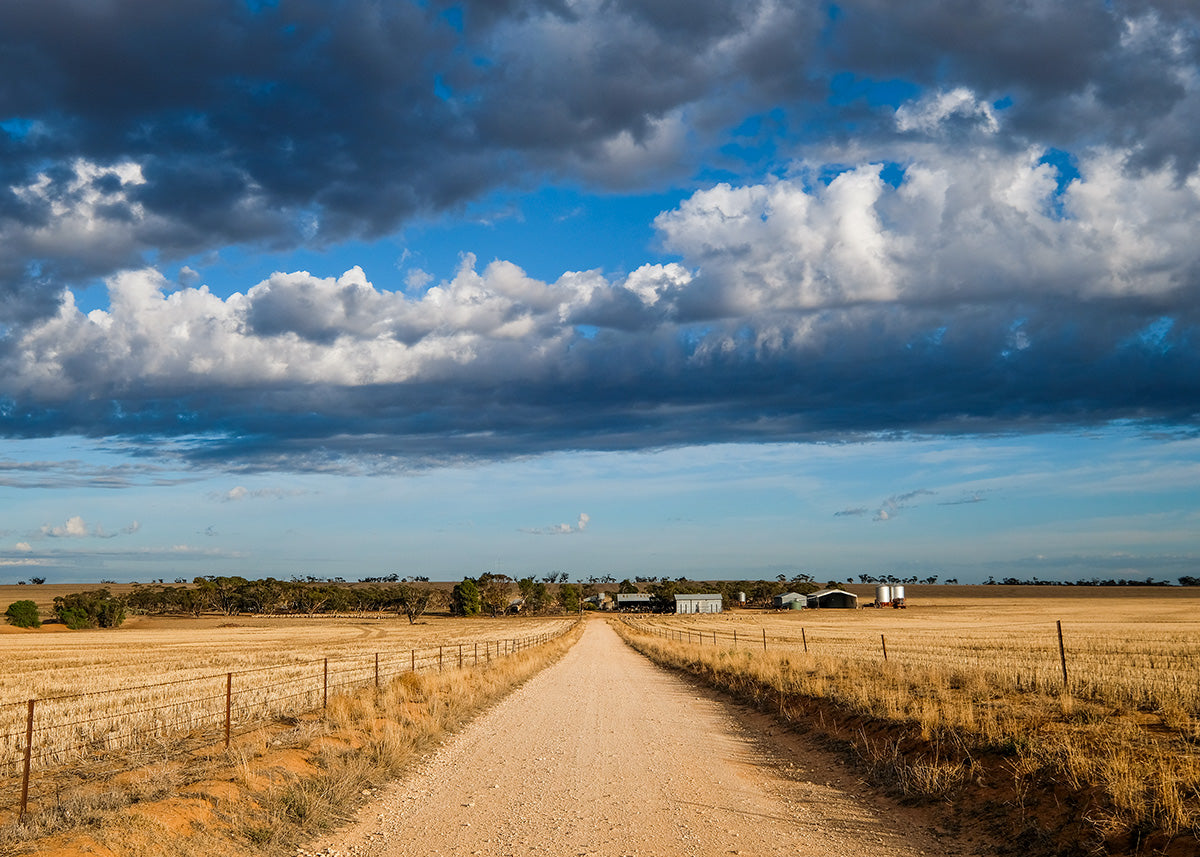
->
881, 634, 888, 662
458, 644, 463, 668
802, 628, 808, 653
225, 673, 233, 749
375, 653, 379, 688
19, 699, 34, 821
1057, 620, 1068, 690
439, 646, 443, 672
323, 658, 328, 709
762, 629, 767, 651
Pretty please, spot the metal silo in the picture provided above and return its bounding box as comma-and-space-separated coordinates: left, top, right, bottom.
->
875, 584, 892, 607
892, 584, 906, 608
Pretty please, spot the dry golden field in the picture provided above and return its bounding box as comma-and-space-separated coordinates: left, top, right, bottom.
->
647, 586, 1200, 714
0, 609, 574, 785
619, 586, 1200, 854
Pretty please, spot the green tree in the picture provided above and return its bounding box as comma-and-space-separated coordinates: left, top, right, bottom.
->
5, 600, 41, 628
53, 588, 126, 629
391, 584, 440, 624
477, 573, 512, 617
556, 583, 580, 614
450, 578, 481, 616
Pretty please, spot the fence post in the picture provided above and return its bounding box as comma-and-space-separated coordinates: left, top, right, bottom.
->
375, 653, 379, 688
439, 646, 443, 673
458, 644, 463, 668
475, 642, 478, 666
19, 699, 34, 821
762, 629, 767, 652
881, 634, 888, 662
225, 673, 233, 749
733, 629, 737, 648
802, 628, 808, 653
323, 658, 328, 709
1057, 620, 1068, 690
411, 649, 415, 672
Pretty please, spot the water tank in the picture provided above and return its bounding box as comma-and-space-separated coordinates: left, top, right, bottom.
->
789, 598, 805, 610
893, 584, 906, 608
875, 584, 892, 607
737, 591, 746, 603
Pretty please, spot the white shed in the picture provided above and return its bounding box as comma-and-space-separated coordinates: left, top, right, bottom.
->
674, 593, 723, 614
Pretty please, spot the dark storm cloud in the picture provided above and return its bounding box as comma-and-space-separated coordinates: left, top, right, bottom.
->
2, 1, 1200, 468
3, 0, 1194, 320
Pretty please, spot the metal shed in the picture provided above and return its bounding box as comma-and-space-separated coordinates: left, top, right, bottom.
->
615, 593, 653, 612
674, 593, 723, 614
805, 589, 859, 609
772, 592, 805, 609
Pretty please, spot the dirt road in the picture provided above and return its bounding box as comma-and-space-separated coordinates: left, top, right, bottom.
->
303, 618, 985, 857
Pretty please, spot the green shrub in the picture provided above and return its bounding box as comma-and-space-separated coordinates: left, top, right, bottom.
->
4, 600, 41, 628
52, 588, 127, 629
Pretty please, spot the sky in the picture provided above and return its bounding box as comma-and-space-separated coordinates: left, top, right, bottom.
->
1, 0, 1198, 585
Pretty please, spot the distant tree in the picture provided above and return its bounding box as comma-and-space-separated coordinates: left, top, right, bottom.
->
53, 589, 126, 629
1180, 576, 1200, 586
517, 578, 549, 613
5, 600, 41, 628
451, 578, 482, 616
557, 583, 580, 614
618, 579, 639, 594
477, 573, 512, 617
30, 576, 46, 585
391, 584, 440, 624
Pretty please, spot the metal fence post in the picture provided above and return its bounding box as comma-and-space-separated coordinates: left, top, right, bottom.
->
225, 673, 233, 749
323, 658, 328, 709
375, 653, 379, 688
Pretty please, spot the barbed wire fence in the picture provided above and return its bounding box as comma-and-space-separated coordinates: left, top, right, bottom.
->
2, 622, 575, 821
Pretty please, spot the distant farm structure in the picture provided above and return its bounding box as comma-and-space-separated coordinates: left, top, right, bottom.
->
673, 593, 722, 614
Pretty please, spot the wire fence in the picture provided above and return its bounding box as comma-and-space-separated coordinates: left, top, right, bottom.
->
1, 621, 575, 820
621, 616, 1200, 716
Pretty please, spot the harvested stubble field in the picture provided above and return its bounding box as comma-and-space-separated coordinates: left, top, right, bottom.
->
0, 611, 575, 800
621, 586, 1200, 857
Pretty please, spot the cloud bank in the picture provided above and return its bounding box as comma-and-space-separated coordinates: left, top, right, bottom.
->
1, 1, 1197, 469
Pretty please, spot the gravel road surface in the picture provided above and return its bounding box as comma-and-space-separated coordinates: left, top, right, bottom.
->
303, 618, 986, 857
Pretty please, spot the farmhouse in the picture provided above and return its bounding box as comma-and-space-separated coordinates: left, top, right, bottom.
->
674, 593, 723, 614
806, 588, 858, 609
615, 593, 653, 612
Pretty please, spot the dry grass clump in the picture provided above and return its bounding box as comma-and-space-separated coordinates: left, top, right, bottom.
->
0, 621, 582, 857
616, 616, 1200, 856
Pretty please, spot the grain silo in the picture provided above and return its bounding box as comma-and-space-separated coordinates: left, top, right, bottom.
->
875, 584, 892, 608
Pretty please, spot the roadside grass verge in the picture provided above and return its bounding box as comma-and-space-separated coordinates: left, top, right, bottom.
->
0, 620, 582, 857
614, 619, 1199, 857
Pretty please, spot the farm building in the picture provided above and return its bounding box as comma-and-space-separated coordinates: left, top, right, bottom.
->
674, 593, 723, 614
772, 592, 805, 609
615, 593, 653, 612
583, 592, 612, 610
805, 589, 858, 609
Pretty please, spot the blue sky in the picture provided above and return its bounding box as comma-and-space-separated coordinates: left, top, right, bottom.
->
1, 1, 1198, 584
